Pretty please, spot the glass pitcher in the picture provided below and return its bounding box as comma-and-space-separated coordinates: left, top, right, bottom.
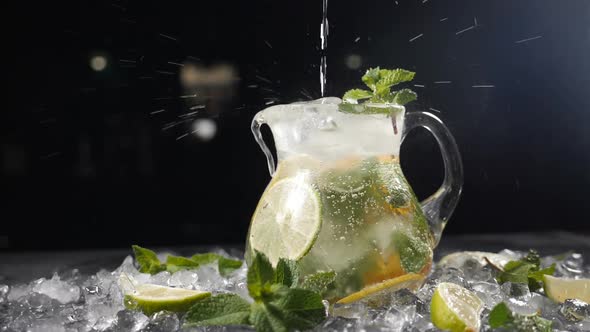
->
245, 98, 463, 302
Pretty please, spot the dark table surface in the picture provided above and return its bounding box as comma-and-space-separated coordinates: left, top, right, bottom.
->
1, 231, 589, 285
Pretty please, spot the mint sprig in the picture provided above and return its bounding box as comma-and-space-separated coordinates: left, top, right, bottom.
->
341, 67, 417, 113
132, 245, 243, 277
495, 250, 555, 291
489, 302, 552, 332
184, 294, 251, 326
185, 251, 334, 331
132, 245, 166, 274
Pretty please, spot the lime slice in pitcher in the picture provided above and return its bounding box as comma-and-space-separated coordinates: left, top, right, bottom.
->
249, 178, 322, 266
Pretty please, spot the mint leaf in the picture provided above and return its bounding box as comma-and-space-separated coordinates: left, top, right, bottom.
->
218, 257, 243, 277
342, 89, 373, 102
377, 69, 415, 89
496, 249, 555, 290
184, 294, 251, 327
529, 264, 555, 291
393, 232, 430, 273
270, 287, 326, 330
166, 253, 241, 276
250, 301, 288, 332
498, 261, 534, 284
247, 252, 275, 299
191, 253, 242, 277
489, 302, 512, 328
250, 286, 326, 332
488, 302, 552, 332
132, 245, 166, 274
165, 255, 200, 273
191, 253, 223, 266
274, 259, 299, 288
523, 250, 541, 267
300, 271, 336, 295
392, 89, 418, 106
362, 67, 381, 90
342, 67, 417, 112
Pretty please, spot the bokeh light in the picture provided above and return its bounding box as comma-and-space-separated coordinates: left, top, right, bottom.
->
345, 54, 362, 70
192, 118, 217, 141
89, 55, 108, 71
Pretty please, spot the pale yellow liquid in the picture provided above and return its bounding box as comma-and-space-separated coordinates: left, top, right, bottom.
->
247, 154, 433, 301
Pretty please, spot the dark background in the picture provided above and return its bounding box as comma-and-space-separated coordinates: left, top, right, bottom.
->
3, 0, 589, 251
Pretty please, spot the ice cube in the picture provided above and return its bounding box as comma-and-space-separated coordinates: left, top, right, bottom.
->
471, 281, 504, 309
195, 265, 230, 291
60, 269, 83, 286
557, 253, 584, 278
497, 249, 525, 261
168, 270, 199, 289
560, 299, 590, 322
143, 311, 180, 332
111, 309, 149, 332
150, 271, 172, 286
529, 292, 560, 318
27, 319, 66, 332
363, 307, 409, 331
115, 255, 140, 275
500, 282, 530, 299
313, 316, 358, 331
390, 288, 420, 306
318, 116, 338, 131
7, 283, 30, 301
460, 259, 493, 283
575, 319, 590, 331
0, 284, 8, 303
437, 267, 468, 288
332, 302, 368, 320
32, 274, 81, 304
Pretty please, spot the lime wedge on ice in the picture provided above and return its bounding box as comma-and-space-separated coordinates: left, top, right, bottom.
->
543, 275, 590, 303
124, 284, 211, 315
431, 282, 484, 332
249, 178, 322, 266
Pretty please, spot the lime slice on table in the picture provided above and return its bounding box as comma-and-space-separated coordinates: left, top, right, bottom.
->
249, 178, 322, 266
124, 284, 211, 315
431, 282, 484, 332
543, 275, 590, 303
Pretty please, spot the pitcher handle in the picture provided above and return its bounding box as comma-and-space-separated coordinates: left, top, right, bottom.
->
401, 111, 463, 247
252, 112, 277, 176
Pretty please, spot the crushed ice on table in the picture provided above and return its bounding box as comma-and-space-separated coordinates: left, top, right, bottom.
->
1, 249, 589, 332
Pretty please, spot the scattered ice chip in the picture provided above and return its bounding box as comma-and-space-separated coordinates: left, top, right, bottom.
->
144, 311, 180, 332
471, 281, 503, 308
2, 248, 589, 332
557, 252, 584, 278
32, 274, 80, 304
314, 316, 358, 331
7, 283, 30, 301
501, 282, 531, 300
0, 284, 9, 303
112, 309, 150, 331
168, 270, 199, 289
318, 116, 338, 131
27, 319, 67, 332
560, 299, 590, 322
